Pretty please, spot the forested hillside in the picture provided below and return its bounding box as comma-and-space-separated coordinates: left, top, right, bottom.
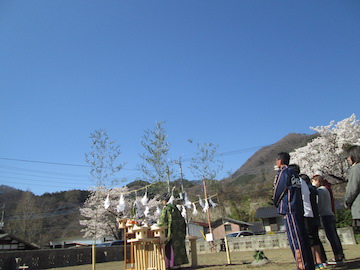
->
1, 132, 337, 247
0, 187, 89, 246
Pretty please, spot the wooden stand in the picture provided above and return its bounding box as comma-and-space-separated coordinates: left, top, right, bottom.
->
121, 220, 167, 270
187, 236, 198, 267
127, 238, 166, 270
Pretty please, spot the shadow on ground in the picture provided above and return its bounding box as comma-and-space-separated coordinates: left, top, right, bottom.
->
330, 258, 360, 270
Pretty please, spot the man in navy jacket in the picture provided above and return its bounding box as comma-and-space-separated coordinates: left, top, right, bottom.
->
273, 152, 314, 270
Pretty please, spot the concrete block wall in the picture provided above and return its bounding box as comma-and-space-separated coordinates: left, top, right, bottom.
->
186, 227, 356, 254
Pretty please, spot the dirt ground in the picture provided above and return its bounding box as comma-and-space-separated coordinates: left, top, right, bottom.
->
44, 244, 360, 270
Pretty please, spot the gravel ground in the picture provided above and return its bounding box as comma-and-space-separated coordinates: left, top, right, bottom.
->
44, 244, 360, 270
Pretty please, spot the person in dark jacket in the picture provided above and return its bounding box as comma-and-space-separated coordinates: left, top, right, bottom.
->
273, 153, 314, 270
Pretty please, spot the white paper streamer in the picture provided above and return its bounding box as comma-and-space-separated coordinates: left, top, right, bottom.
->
203, 199, 209, 213
144, 206, 150, 217
155, 206, 161, 218
104, 194, 110, 210
209, 197, 218, 208
184, 193, 192, 209
116, 193, 125, 212
141, 189, 148, 206
181, 205, 187, 218
197, 195, 205, 208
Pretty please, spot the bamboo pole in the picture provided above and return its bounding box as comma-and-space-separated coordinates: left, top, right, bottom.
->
224, 236, 231, 264
203, 179, 215, 252
92, 244, 96, 270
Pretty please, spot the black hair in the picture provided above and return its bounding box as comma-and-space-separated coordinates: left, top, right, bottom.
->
289, 164, 300, 174
299, 174, 311, 185
346, 145, 360, 164
160, 193, 171, 202
277, 152, 290, 165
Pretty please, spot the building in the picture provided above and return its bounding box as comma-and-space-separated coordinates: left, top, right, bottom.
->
255, 206, 284, 233
0, 230, 39, 250
210, 217, 253, 240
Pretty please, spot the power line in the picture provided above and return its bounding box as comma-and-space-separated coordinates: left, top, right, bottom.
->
0, 157, 139, 171
0, 176, 87, 189
0, 144, 265, 169
0, 164, 88, 178
0, 157, 89, 168
0, 170, 89, 183
0, 144, 267, 191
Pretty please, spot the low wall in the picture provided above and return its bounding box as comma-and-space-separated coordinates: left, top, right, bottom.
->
189, 227, 356, 254
0, 227, 355, 269
0, 246, 124, 270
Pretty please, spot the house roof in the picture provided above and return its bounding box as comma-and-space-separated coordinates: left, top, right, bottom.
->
255, 206, 281, 219
0, 230, 39, 250
190, 221, 208, 227
211, 217, 253, 229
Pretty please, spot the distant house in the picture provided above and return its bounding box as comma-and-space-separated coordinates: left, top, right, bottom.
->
255, 206, 284, 233
0, 230, 39, 250
210, 217, 253, 240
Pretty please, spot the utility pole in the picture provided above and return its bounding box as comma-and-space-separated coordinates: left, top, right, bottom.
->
202, 179, 215, 252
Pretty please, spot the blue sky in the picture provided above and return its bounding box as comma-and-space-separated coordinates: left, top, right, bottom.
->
1, 1, 359, 195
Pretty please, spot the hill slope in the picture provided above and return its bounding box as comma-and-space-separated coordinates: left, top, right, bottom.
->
0, 133, 320, 245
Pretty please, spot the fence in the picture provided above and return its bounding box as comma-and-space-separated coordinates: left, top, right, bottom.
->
0, 246, 124, 270
189, 227, 356, 254
0, 227, 356, 269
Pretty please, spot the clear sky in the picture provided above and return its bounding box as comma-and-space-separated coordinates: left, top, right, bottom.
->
1, 1, 359, 195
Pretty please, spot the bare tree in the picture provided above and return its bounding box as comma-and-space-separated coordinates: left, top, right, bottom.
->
8, 190, 43, 245
189, 142, 223, 182
139, 121, 174, 190
85, 129, 125, 188
189, 141, 223, 251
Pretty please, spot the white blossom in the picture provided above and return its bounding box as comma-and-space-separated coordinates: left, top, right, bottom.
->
80, 186, 160, 240
291, 114, 360, 180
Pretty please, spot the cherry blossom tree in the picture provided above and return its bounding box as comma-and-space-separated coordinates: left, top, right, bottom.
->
290, 114, 360, 181
79, 186, 160, 240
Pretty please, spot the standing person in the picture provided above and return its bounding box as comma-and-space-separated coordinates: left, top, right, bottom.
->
313, 170, 335, 215
158, 194, 189, 269
273, 153, 315, 270
299, 173, 327, 269
344, 145, 360, 233
312, 175, 345, 265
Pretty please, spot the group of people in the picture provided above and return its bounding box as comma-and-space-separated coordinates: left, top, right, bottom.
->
155, 146, 360, 270
273, 145, 360, 270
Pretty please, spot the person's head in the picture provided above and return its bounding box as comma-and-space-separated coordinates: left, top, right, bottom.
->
289, 164, 300, 175
160, 193, 170, 205
300, 174, 311, 185
312, 175, 324, 188
346, 145, 360, 165
312, 170, 324, 178
276, 152, 290, 167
